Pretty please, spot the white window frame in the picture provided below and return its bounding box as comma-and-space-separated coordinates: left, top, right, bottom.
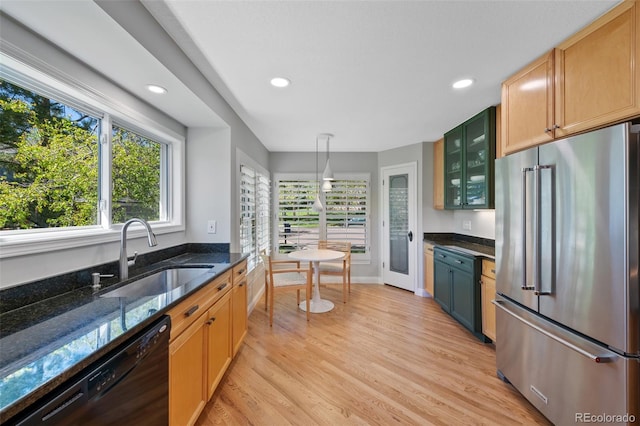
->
273, 172, 371, 262
0, 53, 185, 258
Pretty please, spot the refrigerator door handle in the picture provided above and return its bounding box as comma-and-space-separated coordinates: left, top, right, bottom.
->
493, 299, 616, 363
521, 167, 534, 290
534, 164, 553, 296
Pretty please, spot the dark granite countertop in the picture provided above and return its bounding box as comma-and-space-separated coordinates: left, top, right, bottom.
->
0, 245, 247, 423
424, 232, 495, 259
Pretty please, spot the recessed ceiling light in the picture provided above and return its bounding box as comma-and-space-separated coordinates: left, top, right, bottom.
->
270, 77, 291, 88
452, 79, 474, 89
146, 84, 167, 94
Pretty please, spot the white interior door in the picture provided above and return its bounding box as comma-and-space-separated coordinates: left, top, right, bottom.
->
382, 162, 417, 291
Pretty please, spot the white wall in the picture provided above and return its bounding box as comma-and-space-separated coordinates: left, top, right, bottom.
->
186, 128, 231, 243
452, 210, 496, 239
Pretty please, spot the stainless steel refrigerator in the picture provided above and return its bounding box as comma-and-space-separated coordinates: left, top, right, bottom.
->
494, 122, 639, 425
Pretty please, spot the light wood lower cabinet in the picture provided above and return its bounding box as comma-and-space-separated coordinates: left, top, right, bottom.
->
169, 311, 207, 426
206, 291, 232, 399
424, 243, 434, 296
480, 259, 496, 343
168, 269, 237, 426
231, 260, 248, 357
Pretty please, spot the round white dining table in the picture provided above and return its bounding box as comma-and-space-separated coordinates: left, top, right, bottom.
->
288, 248, 345, 313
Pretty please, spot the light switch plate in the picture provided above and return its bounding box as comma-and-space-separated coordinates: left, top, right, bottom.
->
207, 220, 216, 234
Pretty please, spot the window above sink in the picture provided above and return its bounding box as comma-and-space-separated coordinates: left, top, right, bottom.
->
0, 53, 186, 259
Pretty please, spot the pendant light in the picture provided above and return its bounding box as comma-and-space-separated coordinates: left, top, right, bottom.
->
321, 133, 335, 182
312, 135, 324, 212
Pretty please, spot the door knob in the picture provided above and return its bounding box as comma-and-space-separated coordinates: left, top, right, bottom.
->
408, 231, 413, 242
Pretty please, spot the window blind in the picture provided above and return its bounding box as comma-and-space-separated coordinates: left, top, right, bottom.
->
240, 165, 270, 270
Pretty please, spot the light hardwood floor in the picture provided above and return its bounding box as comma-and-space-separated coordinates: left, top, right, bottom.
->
196, 284, 551, 425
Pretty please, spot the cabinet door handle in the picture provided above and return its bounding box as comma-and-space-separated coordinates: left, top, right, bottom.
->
185, 305, 199, 317
237, 268, 246, 274
217, 283, 228, 291
491, 269, 496, 274
206, 317, 216, 325
239, 281, 246, 287
454, 259, 463, 264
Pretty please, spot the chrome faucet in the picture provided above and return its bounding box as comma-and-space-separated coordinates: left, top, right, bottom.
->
119, 218, 157, 281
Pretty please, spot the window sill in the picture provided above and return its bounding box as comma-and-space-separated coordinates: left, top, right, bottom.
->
0, 222, 185, 259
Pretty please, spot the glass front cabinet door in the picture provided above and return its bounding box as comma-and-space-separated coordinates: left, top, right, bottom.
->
443, 107, 496, 210
444, 126, 463, 209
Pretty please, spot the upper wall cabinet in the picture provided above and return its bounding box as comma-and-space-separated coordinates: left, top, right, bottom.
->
501, 0, 640, 155
501, 50, 555, 155
444, 107, 496, 210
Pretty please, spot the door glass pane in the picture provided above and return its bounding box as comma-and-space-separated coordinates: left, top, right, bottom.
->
389, 174, 408, 274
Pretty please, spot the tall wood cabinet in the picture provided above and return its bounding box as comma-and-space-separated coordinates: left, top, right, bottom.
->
502, 0, 640, 154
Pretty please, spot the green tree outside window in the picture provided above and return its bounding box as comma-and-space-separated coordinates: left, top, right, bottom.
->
0, 79, 161, 230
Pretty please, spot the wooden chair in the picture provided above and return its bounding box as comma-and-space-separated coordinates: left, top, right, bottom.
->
260, 251, 312, 326
317, 240, 351, 303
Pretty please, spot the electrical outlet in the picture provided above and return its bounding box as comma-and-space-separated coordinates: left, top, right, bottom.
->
462, 220, 472, 231
207, 220, 216, 234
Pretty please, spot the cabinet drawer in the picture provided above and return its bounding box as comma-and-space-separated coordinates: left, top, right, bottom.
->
232, 259, 247, 286
482, 259, 496, 279
433, 247, 474, 272
168, 270, 232, 340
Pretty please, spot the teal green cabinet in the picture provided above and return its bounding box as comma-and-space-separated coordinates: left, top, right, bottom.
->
444, 107, 496, 209
433, 247, 487, 342
433, 259, 452, 312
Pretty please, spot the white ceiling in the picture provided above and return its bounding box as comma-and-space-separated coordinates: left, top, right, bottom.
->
1, 0, 620, 152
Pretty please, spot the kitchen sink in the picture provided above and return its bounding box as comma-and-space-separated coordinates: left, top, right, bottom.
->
101, 268, 212, 298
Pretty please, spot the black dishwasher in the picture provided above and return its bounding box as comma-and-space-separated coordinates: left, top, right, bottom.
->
14, 315, 170, 426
